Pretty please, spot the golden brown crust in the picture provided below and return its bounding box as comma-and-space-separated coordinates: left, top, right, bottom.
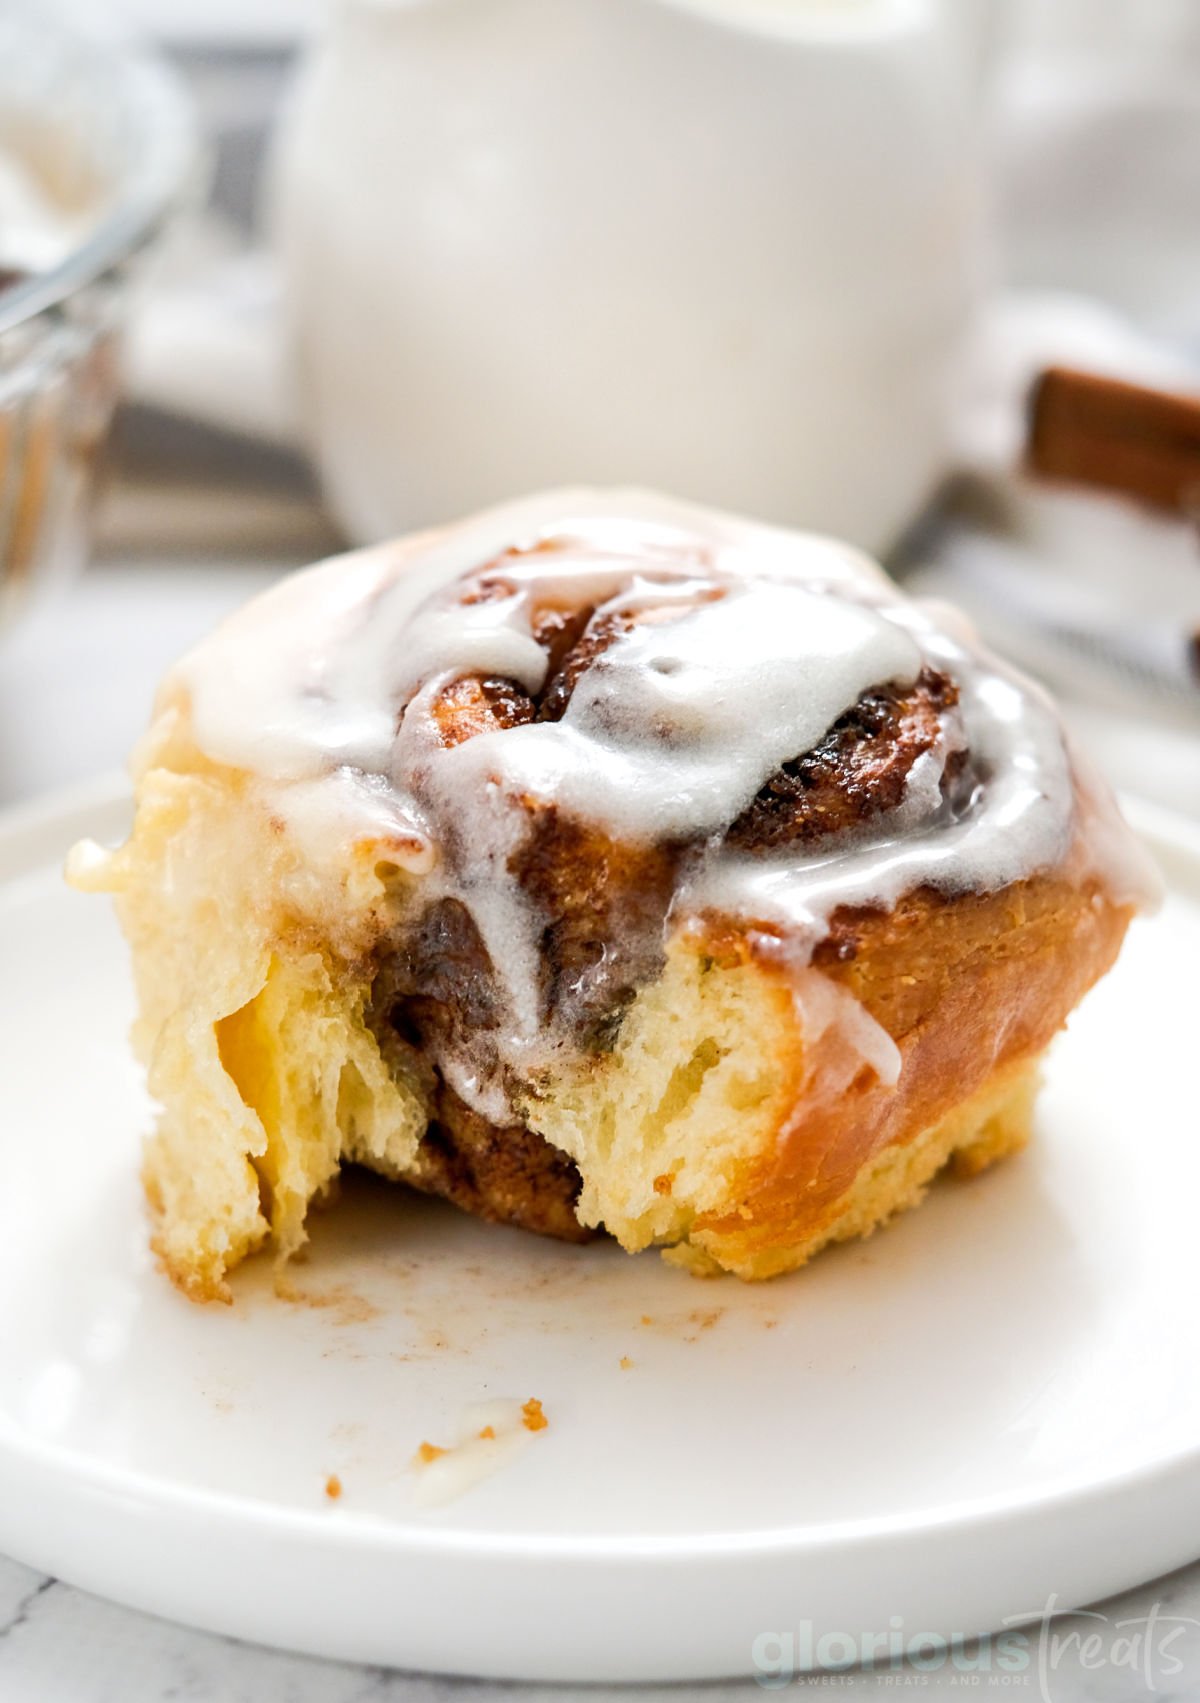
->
688, 871, 1133, 1274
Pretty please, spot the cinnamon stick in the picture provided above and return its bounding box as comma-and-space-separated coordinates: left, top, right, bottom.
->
1027, 365, 1200, 515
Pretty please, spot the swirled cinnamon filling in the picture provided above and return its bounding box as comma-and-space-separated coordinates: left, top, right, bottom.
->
159, 492, 1135, 1250
364, 573, 978, 1239
76, 490, 1156, 1293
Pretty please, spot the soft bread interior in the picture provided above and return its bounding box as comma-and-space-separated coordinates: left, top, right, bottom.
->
87, 742, 1043, 1300
523, 942, 1037, 1278
215, 952, 427, 1264
83, 742, 427, 1301
521, 939, 799, 1251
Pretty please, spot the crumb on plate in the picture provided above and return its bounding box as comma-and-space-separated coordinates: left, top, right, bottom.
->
522, 1397, 548, 1433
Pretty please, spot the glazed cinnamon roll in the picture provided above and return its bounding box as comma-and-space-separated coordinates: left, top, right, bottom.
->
70, 492, 1157, 1298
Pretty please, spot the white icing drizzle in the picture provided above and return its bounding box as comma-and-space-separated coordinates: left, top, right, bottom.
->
686, 603, 1078, 956
161, 489, 1152, 1110
437, 582, 923, 843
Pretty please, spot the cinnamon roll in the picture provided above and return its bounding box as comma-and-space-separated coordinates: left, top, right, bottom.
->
69, 492, 1157, 1298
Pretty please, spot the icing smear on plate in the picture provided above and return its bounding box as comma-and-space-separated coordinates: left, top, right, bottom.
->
410, 1398, 550, 1508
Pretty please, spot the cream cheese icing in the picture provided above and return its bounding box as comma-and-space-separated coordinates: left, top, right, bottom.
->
147, 489, 1153, 1113
168, 489, 1074, 895
435, 582, 923, 844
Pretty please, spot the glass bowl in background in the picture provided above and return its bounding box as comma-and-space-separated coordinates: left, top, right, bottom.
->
0, 3, 194, 633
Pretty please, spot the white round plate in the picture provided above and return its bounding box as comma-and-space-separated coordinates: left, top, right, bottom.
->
0, 778, 1198, 1683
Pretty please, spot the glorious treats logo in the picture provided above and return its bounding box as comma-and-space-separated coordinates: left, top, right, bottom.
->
751, 1596, 1200, 1695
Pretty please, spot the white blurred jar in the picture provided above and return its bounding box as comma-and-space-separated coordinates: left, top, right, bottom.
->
995, 0, 1200, 348
272, 0, 994, 552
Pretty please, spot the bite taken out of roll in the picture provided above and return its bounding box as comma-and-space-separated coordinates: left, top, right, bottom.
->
69, 490, 1158, 1299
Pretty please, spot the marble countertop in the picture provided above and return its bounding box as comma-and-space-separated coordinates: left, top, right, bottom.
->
2, 547, 1198, 1703
2, 1550, 1199, 1701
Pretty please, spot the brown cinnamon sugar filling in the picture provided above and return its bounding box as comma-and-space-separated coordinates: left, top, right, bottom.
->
368, 897, 595, 1240
408, 1089, 593, 1243
727, 668, 964, 851
374, 588, 968, 1241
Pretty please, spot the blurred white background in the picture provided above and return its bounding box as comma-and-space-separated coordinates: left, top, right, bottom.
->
2, 0, 1198, 815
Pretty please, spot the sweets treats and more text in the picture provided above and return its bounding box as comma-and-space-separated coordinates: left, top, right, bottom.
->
68, 490, 1158, 1298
